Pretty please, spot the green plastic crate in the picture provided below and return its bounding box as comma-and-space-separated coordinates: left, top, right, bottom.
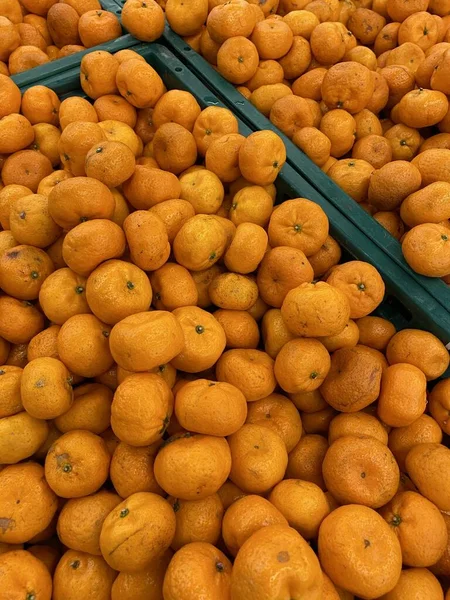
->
18, 42, 450, 374
10, 0, 141, 90
142, 22, 450, 313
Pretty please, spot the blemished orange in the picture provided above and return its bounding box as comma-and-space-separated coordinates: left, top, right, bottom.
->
256, 246, 314, 308
213, 309, 260, 349
328, 411, 388, 445
322, 434, 400, 508
274, 338, 331, 394
377, 363, 427, 427
116, 58, 164, 109
20, 356, 73, 420
175, 379, 247, 437
56, 490, 121, 555
154, 433, 232, 500
239, 130, 286, 186
0, 365, 22, 419
111, 373, 172, 446
153, 122, 198, 175
251, 19, 294, 59
357, 315, 396, 350
57, 314, 113, 378
245, 393, 302, 453
124, 210, 170, 271
217, 37, 259, 85
207, 0, 257, 43
281, 281, 350, 338
86, 259, 152, 324
429, 378, 450, 435
168, 493, 223, 551
26, 324, 60, 361
173, 214, 228, 271
217, 480, 246, 511
268, 198, 329, 256
221, 494, 288, 557
380, 568, 445, 600
163, 542, 232, 600
109, 311, 184, 372
228, 423, 288, 494
406, 443, 450, 511
386, 328, 450, 380
77, 10, 121, 48
171, 305, 227, 373
321, 61, 375, 113
193, 106, 239, 156
45, 430, 110, 498
150, 263, 198, 311
0, 462, 58, 544
320, 345, 384, 412
269, 479, 330, 540
80, 50, 119, 100
388, 414, 443, 472
319, 505, 402, 598
54, 382, 113, 434
100, 492, 176, 572
0, 550, 52, 600
216, 348, 276, 401
62, 219, 126, 277
261, 308, 296, 359
231, 525, 323, 600
110, 440, 163, 498
121, 0, 165, 41
402, 223, 450, 278
165, 0, 208, 36
111, 549, 172, 600
319, 319, 360, 353
380, 490, 448, 567
326, 260, 386, 319
0, 244, 54, 302
52, 550, 116, 600
209, 273, 258, 311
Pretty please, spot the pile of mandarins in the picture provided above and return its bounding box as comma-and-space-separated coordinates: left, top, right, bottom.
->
0, 0, 123, 75
142, 0, 450, 280
1, 47, 450, 600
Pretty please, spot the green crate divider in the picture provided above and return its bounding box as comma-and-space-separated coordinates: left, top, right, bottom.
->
98, 0, 124, 13
10, 0, 141, 90
21, 42, 450, 373
149, 23, 450, 313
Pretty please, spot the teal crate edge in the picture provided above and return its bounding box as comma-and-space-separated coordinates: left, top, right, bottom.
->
18, 41, 450, 359
11, 35, 141, 90
99, 0, 124, 12
157, 23, 450, 313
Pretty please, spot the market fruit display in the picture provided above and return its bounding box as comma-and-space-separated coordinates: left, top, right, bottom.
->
0, 48, 450, 599
159, 0, 450, 280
